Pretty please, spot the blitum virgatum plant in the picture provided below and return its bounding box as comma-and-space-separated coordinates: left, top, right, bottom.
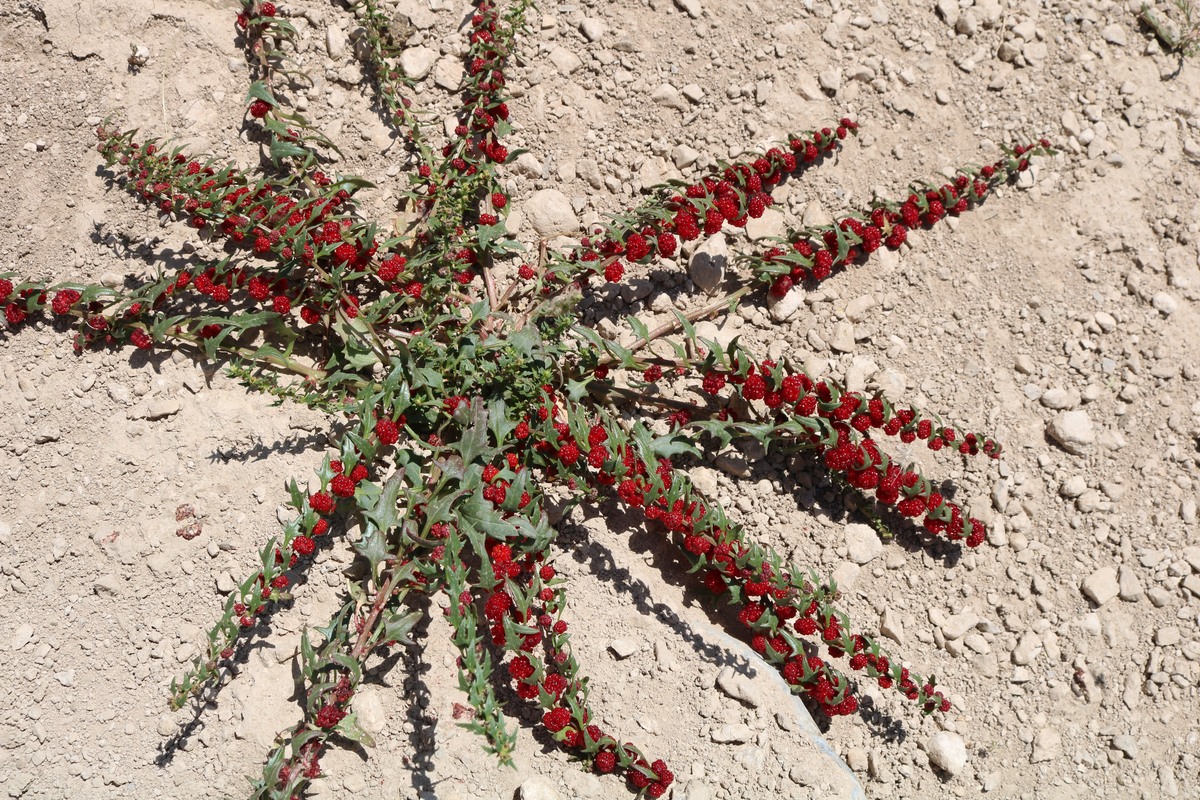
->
1, 1, 1054, 797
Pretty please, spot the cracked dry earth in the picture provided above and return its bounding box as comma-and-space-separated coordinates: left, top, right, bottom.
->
2, 0, 1200, 799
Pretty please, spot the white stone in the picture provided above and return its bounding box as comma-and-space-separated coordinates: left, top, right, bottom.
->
517, 776, 561, 800
715, 666, 764, 708
844, 523, 883, 565
433, 55, 463, 90
398, 46, 437, 80
1031, 728, 1061, 763
711, 723, 753, 744
689, 233, 727, 294
672, 143, 700, 169
674, 0, 702, 19
548, 46, 582, 75
608, 638, 639, 659
10, 623, 34, 651
325, 26, 347, 60
523, 189, 578, 237
926, 731, 968, 776
1081, 566, 1119, 606
1152, 292, 1178, 315
745, 208, 785, 241
1046, 410, 1095, 455
578, 17, 605, 43
844, 294, 875, 322
768, 286, 805, 322
880, 608, 904, 645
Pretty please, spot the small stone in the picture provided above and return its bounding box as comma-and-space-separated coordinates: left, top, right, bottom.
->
1040, 388, 1077, 410
1118, 566, 1143, 602
524, 189, 578, 237
1155, 626, 1181, 647
147, 398, 181, 420
715, 666, 763, 708
1101, 24, 1127, 46
818, 69, 841, 95
829, 321, 855, 353
1111, 734, 1137, 759
745, 208, 785, 241
651, 83, 686, 111
578, 18, 605, 43
517, 776, 561, 800
688, 233, 727, 294
10, 623, 34, 651
1011, 631, 1042, 665
1081, 566, 1119, 606
1031, 728, 1062, 763
93, 574, 121, 596
844, 523, 883, 565
325, 26, 347, 60
672, 143, 700, 169
1046, 410, 1095, 455
880, 608, 904, 645
547, 46, 582, 75
768, 286, 805, 322
925, 731, 968, 776
33, 429, 61, 444
844, 295, 875, 322
431, 60, 468, 93
942, 612, 978, 641
711, 723, 752, 744
1059, 476, 1087, 498
398, 46, 437, 80
846, 748, 868, 771
1152, 292, 1178, 315
674, 0, 702, 19
608, 639, 638, 659
216, 571, 237, 595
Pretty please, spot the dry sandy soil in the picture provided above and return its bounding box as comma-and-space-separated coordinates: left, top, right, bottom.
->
2, 0, 1200, 798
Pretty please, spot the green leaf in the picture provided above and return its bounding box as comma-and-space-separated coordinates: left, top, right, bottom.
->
334, 712, 376, 748
246, 81, 276, 105
626, 314, 651, 343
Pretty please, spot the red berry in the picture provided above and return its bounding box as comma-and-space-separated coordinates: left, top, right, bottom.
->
249, 99, 271, 119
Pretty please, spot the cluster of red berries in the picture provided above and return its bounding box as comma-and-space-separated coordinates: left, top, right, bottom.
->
564, 121, 856, 288
757, 139, 1053, 293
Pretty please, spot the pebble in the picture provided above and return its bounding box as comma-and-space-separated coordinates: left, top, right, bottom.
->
399, 47, 437, 80
146, 398, 181, 420
93, 574, 121, 596
608, 638, 639, 659
1118, 566, 1144, 602
578, 17, 605, 43
768, 286, 805, 322
10, 623, 34, 651
844, 523, 883, 565
829, 321, 855, 353
818, 69, 841, 95
925, 731, 968, 776
1030, 728, 1061, 763
1011, 631, 1042, 665
1101, 24, 1127, 46
1046, 410, 1095, 455
710, 723, 752, 744
1081, 566, 1119, 606
1040, 388, 1078, 410
33, 429, 61, 444
1152, 292, 1178, 315
433, 57, 463, 91
1155, 626, 1181, 647
523, 189, 578, 237
325, 26, 347, 60
1059, 476, 1087, 498
689, 233, 728, 295
547, 46, 582, 75
517, 776, 561, 800
715, 666, 763, 708
880, 608, 904, 645
844, 295, 875, 322
1111, 734, 1137, 759
672, 143, 700, 169
216, 571, 237, 595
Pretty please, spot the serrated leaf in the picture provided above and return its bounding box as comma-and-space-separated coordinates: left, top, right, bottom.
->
626, 314, 651, 343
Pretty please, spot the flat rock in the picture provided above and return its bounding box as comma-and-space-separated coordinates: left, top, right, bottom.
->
1046, 410, 1095, 455
524, 189, 578, 237
768, 286, 805, 322
517, 776, 561, 800
398, 47, 437, 80
548, 46, 582, 75
745, 208, 785, 241
715, 665, 764, 708
1031, 728, 1062, 763
711, 723, 753, 744
926, 731, 968, 776
147, 398, 181, 420
844, 523, 883, 565
10, 623, 34, 651
1081, 566, 1119, 606
689, 233, 727, 294
608, 638, 639, 659
672, 143, 699, 169
433, 55, 463, 90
